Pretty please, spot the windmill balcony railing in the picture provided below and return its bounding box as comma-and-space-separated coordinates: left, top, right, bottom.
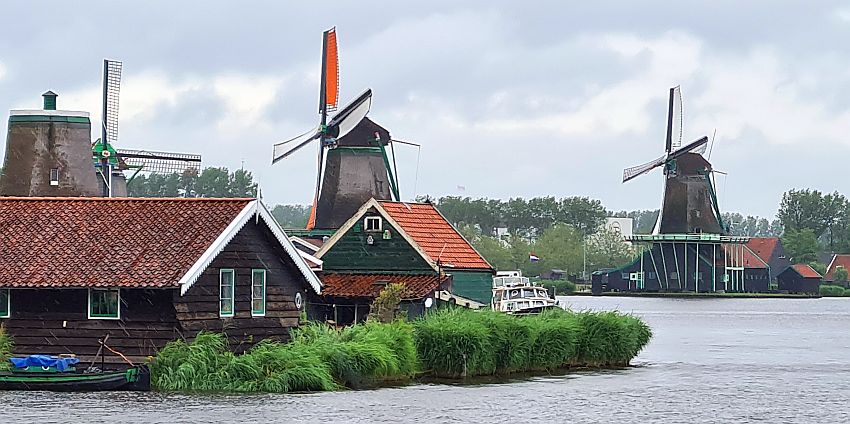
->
624, 234, 750, 244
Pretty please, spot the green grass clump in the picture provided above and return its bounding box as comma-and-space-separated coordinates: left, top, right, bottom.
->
413, 307, 651, 378
0, 326, 12, 371
152, 320, 419, 393
820, 285, 848, 297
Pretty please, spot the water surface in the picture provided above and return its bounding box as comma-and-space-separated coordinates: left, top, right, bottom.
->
4, 297, 849, 423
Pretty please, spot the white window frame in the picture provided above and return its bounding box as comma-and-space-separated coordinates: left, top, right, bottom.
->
87, 288, 121, 320
364, 216, 383, 232
251, 269, 266, 317
220, 269, 235, 318
50, 168, 60, 186
0, 289, 9, 318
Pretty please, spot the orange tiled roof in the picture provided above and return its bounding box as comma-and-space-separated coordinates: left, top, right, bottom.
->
791, 264, 822, 279
825, 254, 850, 281
746, 237, 780, 263
320, 273, 447, 299
378, 201, 492, 270
0, 197, 252, 288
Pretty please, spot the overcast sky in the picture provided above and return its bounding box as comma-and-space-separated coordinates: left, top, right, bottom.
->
1, 1, 848, 217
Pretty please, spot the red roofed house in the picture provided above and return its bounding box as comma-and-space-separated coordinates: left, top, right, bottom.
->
745, 237, 792, 282
314, 198, 494, 324
777, 264, 822, 295
824, 254, 850, 285
0, 197, 322, 362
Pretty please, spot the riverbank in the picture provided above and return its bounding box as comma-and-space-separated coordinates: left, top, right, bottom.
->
150, 308, 651, 393
569, 292, 821, 299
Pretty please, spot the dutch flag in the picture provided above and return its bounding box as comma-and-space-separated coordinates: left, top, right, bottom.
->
529, 253, 540, 263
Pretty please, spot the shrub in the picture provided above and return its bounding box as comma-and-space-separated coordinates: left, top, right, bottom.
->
368, 283, 405, 323
540, 280, 576, 296
0, 325, 12, 371
820, 285, 846, 297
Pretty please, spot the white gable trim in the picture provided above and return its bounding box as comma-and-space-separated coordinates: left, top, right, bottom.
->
290, 236, 320, 253
178, 200, 323, 296
297, 250, 323, 270
826, 254, 838, 279
314, 198, 440, 272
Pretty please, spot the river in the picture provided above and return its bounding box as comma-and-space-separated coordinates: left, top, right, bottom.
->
3, 297, 850, 423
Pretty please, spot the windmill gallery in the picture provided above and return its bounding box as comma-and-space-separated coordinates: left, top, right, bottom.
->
0, 27, 812, 374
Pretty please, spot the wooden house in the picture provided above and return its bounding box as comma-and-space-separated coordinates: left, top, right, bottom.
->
0, 197, 322, 363
313, 198, 494, 323
777, 264, 822, 295
824, 254, 850, 286
745, 237, 792, 282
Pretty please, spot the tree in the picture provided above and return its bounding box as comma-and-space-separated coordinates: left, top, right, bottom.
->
532, 224, 583, 277
777, 189, 828, 236
781, 228, 819, 264
271, 204, 311, 228
586, 229, 637, 271
834, 266, 849, 284
557, 197, 607, 236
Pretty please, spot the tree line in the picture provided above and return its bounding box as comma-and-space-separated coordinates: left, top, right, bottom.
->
776, 189, 850, 264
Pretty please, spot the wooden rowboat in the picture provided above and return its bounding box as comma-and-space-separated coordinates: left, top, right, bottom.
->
0, 365, 150, 392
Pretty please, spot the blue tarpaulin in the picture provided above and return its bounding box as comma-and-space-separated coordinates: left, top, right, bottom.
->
9, 355, 80, 372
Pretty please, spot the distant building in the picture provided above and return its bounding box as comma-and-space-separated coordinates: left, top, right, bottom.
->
604, 217, 634, 238
824, 254, 850, 285
540, 269, 567, 280
777, 264, 821, 295
745, 237, 792, 282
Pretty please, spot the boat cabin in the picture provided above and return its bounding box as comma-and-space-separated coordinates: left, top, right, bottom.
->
0, 197, 322, 363
491, 274, 555, 314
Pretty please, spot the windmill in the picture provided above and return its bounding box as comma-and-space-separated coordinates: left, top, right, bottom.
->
622, 86, 725, 235
272, 28, 407, 230
91, 59, 202, 196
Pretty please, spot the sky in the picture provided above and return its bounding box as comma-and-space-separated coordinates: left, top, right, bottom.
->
1, 1, 848, 218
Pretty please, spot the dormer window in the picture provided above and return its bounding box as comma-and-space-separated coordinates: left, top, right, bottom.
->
364, 216, 382, 232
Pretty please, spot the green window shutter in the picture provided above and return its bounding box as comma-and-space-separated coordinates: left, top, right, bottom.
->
0, 289, 9, 318
220, 269, 235, 317
88, 288, 120, 319
252, 269, 266, 316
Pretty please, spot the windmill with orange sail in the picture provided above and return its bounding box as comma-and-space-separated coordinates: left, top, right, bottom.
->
273, 28, 414, 231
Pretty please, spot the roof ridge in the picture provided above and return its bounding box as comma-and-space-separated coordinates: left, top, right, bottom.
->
0, 197, 255, 201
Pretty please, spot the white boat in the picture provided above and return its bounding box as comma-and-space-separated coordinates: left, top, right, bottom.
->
492, 271, 557, 314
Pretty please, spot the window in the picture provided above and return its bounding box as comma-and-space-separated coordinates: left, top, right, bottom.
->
252, 269, 266, 317
364, 216, 382, 232
648, 272, 656, 280
50, 168, 59, 186
220, 269, 235, 317
670, 272, 679, 280
0, 289, 9, 318
89, 288, 120, 319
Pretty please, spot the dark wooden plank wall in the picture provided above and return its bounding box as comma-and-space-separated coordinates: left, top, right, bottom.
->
174, 220, 317, 352
0, 288, 178, 364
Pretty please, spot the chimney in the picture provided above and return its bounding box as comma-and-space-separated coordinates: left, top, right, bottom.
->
42, 91, 58, 110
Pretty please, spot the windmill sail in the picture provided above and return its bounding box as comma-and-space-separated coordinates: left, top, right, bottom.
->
322, 28, 339, 113
669, 86, 683, 151
102, 60, 122, 146
623, 154, 667, 183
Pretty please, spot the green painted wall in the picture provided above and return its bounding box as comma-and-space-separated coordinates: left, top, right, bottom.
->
451, 270, 494, 304
321, 212, 433, 272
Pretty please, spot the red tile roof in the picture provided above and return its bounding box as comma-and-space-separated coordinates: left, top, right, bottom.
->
717, 245, 767, 269
378, 201, 492, 270
746, 237, 780, 263
320, 273, 447, 299
0, 197, 252, 288
791, 264, 822, 279
825, 254, 850, 281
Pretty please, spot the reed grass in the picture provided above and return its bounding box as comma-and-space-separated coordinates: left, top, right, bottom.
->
151, 307, 651, 392
0, 326, 12, 371
413, 308, 651, 378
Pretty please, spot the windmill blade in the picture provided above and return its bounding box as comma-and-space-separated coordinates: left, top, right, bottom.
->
707, 129, 717, 160
623, 154, 667, 183
669, 86, 683, 151
272, 126, 321, 164
667, 136, 709, 161
327, 89, 372, 139
102, 59, 122, 146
